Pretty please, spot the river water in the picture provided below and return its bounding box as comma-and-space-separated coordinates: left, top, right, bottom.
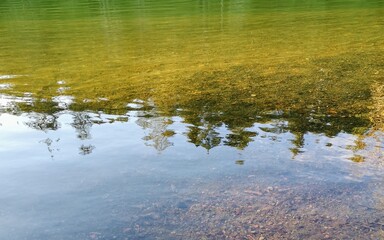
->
0, 0, 383, 239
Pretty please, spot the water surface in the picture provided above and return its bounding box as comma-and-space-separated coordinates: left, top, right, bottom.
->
0, 0, 383, 239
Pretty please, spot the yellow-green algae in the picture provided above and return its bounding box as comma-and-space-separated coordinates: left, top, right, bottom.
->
0, 2, 383, 153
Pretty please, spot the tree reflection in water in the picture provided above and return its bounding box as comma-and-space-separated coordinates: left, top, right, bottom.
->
0, 94, 381, 160
39, 137, 60, 159
71, 112, 93, 140
350, 83, 384, 164
79, 144, 95, 155
0, 73, 382, 161
134, 106, 175, 152
25, 113, 59, 131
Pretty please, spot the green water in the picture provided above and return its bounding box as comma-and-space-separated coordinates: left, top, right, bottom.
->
0, 0, 383, 239
1, 0, 384, 135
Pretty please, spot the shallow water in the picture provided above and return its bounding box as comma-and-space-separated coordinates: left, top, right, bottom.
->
0, 0, 384, 239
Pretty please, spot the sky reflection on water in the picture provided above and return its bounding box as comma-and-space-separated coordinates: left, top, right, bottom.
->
0, 107, 383, 239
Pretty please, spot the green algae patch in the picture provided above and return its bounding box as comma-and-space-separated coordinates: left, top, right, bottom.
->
0, 1, 382, 157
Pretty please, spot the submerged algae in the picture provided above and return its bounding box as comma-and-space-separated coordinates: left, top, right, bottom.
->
1, 51, 383, 155
0, 0, 383, 158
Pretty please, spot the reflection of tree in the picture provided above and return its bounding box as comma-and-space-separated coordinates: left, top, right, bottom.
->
159, 60, 373, 153
25, 113, 59, 131
6, 51, 381, 154
71, 112, 93, 140
79, 144, 95, 155
40, 138, 60, 159
224, 129, 257, 150
22, 111, 98, 156
136, 114, 175, 152
188, 125, 221, 151
351, 83, 384, 163
290, 132, 305, 158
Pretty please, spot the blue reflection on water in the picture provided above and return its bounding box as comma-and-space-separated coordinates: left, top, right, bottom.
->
0, 110, 382, 239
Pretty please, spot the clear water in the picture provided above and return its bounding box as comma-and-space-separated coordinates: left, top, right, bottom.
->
0, 0, 383, 239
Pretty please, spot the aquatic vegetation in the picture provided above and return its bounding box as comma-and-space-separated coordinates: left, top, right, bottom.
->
370, 82, 384, 132
1, 51, 382, 153
350, 83, 384, 164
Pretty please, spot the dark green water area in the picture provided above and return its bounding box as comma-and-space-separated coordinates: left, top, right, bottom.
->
0, 0, 383, 239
